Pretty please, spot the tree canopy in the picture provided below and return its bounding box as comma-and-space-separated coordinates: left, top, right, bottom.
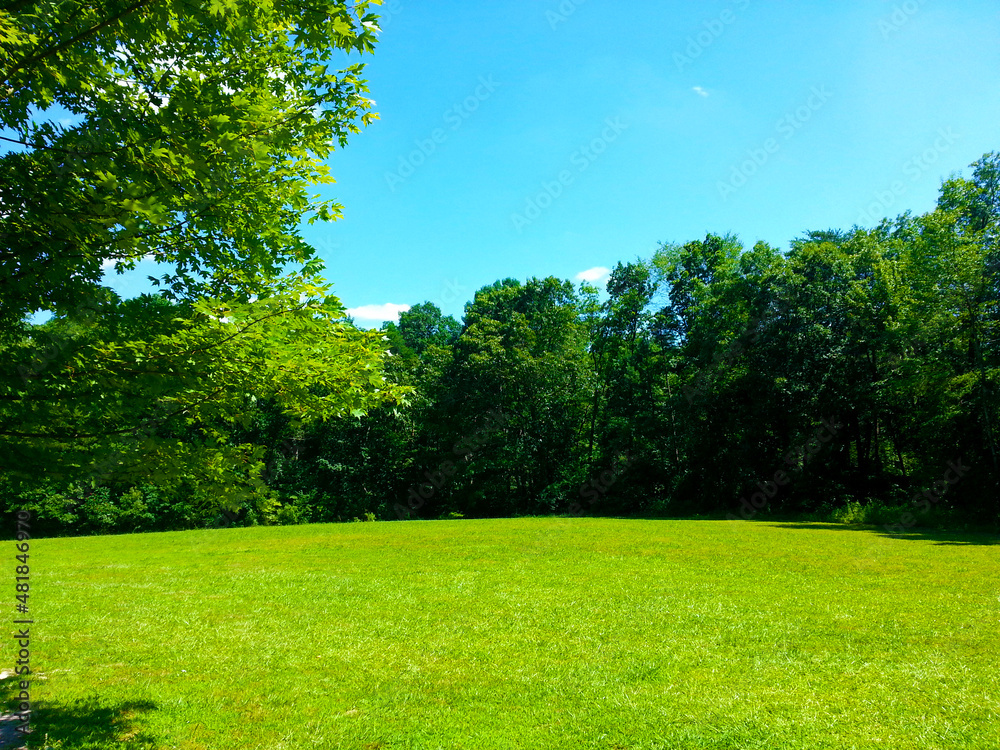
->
0, 1, 405, 507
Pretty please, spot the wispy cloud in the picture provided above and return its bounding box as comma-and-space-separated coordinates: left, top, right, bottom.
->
575, 266, 611, 282
346, 303, 410, 322
693, 86, 710, 97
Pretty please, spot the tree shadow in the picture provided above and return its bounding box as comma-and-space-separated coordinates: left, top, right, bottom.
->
596, 512, 1000, 546
757, 521, 1000, 546
0, 676, 158, 749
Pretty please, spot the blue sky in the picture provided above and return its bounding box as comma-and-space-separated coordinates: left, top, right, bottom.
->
107, 0, 1000, 325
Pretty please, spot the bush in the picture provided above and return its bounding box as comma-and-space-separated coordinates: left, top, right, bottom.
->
118, 486, 159, 532
828, 498, 961, 530
830, 500, 868, 525
79, 487, 118, 532
8, 482, 81, 536
276, 504, 302, 525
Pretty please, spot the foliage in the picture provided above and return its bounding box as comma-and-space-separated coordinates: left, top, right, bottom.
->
0, 1, 408, 513
4, 110, 998, 531
385, 301, 461, 355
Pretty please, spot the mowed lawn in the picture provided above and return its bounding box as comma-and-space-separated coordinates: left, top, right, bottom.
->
10, 518, 1000, 749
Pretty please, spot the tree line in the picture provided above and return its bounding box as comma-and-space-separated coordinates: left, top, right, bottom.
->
7, 152, 998, 535
2, 3, 996, 535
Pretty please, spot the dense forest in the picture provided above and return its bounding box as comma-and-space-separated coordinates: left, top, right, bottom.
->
6, 152, 998, 536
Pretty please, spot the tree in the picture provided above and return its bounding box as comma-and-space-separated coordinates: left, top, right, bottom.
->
2, 0, 382, 321
0, 1, 404, 507
2, 275, 404, 510
432, 278, 593, 517
386, 302, 461, 355
650, 234, 765, 512
937, 153, 1000, 495
583, 261, 665, 510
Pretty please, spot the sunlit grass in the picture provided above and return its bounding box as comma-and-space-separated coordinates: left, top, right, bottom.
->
11, 518, 1000, 749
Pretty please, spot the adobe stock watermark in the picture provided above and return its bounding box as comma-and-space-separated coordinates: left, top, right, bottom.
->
856, 127, 960, 226
384, 75, 499, 192
10, 511, 32, 742
510, 116, 627, 233
674, 0, 752, 71
546, 0, 586, 30
878, 0, 928, 40
717, 85, 832, 201
882, 458, 970, 534
429, 278, 468, 312
728, 417, 842, 520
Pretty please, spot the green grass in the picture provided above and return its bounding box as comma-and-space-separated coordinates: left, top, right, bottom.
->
9, 518, 1000, 749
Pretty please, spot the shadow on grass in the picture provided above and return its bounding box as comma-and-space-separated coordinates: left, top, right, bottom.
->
594, 512, 1000, 546
757, 521, 1000, 546
0, 677, 158, 750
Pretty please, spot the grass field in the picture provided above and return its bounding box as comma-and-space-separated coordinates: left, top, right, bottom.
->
6, 518, 1000, 749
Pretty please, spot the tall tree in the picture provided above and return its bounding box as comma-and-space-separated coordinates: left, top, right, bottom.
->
937, 153, 1000, 493
0, 1, 403, 504
583, 261, 664, 510
434, 278, 592, 517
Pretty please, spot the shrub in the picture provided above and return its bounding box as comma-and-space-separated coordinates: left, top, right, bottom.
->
118, 486, 159, 532
830, 500, 868, 525
8, 482, 81, 536
276, 504, 303, 525
828, 498, 961, 530
84, 487, 123, 531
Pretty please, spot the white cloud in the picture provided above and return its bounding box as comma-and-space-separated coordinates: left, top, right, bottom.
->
693, 86, 709, 97
575, 266, 611, 282
346, 303, 410, 322
100, 253, 157, 271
